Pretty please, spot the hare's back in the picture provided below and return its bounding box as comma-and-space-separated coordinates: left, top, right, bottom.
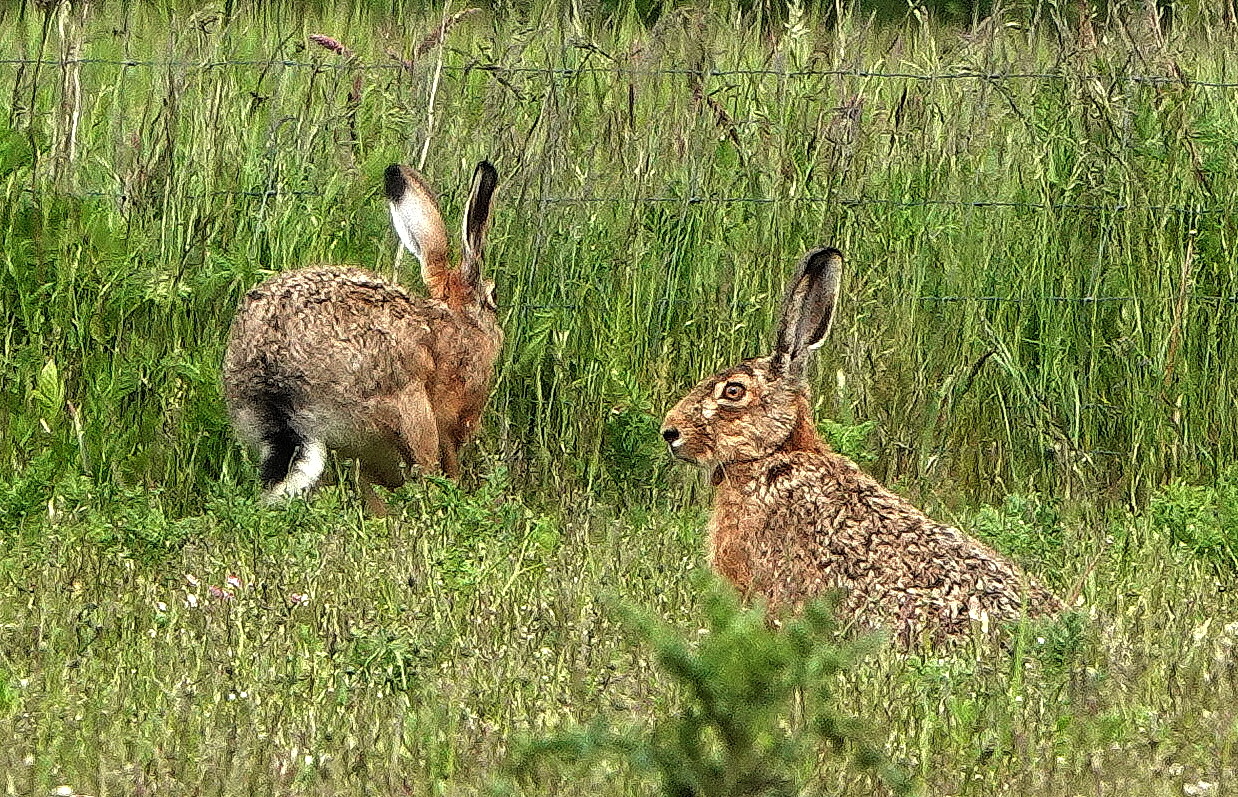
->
752, 452, 1060, 636
224, 266, 442, 401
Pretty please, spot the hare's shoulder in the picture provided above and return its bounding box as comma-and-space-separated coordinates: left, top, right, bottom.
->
752, 451, 975, 555
752, 450, 887, 516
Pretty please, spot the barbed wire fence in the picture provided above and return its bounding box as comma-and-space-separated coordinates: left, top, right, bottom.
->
4, 54, 1235, 307
3, 56, 1238, 86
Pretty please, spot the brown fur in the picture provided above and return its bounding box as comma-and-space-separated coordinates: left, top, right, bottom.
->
222, 162, 501, 513
661, 249, 1063, 646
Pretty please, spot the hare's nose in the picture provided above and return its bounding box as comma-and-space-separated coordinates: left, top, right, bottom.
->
661, 427, 681, 444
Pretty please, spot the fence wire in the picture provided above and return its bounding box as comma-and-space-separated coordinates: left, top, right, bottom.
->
6, 55, 1228, 212
5, 55, 1234, 308
918, 294, 1238, 304
0, 56, 1233, 86
13, 185, 1225, 217
525, 295, 1238, 305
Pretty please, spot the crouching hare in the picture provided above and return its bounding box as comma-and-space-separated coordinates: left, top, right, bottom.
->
660, 247, 1062, 646
223, 161, 501, 515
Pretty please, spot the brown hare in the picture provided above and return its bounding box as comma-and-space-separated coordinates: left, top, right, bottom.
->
223, 161, 501, 515
660, 247, 1062, 645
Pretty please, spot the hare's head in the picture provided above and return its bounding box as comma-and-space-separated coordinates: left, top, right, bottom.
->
661, 248, 842, 469
385, 161, 499, 314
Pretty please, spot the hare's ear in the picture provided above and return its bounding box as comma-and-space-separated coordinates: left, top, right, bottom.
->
771, 247, 843, 378
460, 161, 498, 287
385, 164, 450, 289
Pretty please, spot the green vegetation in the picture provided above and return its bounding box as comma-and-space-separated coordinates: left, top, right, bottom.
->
2, 0, 1237, 794
511, 588, 915, 796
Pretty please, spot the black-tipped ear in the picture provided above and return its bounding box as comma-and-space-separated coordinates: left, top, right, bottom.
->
384, 163, 407, 202
461, 161, 498, 286
385, 164, 450, 288
771, 247, 843, 377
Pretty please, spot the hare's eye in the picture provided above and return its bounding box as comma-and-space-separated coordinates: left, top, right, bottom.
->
722, 382, 746, 401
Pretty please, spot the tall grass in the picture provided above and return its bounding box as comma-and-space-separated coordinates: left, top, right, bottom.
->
2, 0, 1238, 794
3, 0, 1237, 510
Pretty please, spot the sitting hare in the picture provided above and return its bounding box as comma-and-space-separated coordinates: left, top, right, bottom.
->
223, 161, 501, 515
660, 247, 1062, 645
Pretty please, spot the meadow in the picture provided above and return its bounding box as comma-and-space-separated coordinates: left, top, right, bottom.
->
2, 0, 1238, 793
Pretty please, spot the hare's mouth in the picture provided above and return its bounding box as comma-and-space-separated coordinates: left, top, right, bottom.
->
666, 438, 691, 460
660, 423, 713, 465
665, 438, 710, 466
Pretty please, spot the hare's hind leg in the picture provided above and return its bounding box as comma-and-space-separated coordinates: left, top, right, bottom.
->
257, 430, 298, 489
356, 386, 440, 516
355, 451, 405, 518
357, 472, 393, 517
233, 397, 327, 504
263, 439, 327, 504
